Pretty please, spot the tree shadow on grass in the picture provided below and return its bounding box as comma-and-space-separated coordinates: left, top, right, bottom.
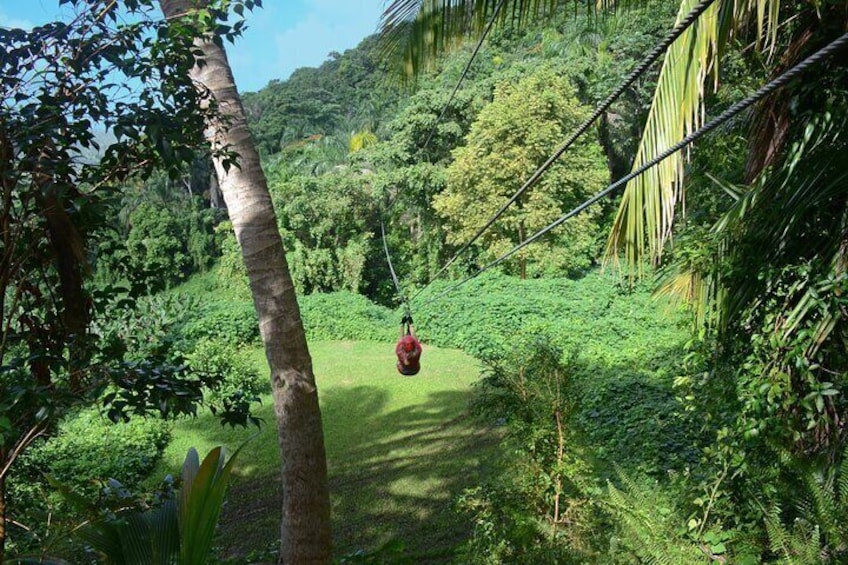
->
215, 384, 501, 563
208, 344, 699, 563
324, 386, 502, 562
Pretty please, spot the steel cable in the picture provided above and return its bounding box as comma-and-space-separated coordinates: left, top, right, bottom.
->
410, 0, 720, 300
418, 31, 848, 306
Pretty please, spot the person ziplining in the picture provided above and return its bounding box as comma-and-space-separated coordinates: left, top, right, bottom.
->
376, 2, 848, 377
395, 314, 422, 376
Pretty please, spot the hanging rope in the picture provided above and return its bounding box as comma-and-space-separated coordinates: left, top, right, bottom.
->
420, 0, 508, 153
417, 31, 848, 306
409, 0, 719, 301
381, 215, 423, 375
380, 216, 411, 318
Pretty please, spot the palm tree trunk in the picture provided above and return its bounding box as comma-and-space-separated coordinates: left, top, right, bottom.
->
158, 2, 332, 562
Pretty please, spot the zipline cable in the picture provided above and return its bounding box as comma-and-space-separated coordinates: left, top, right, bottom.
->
418, 31, 848, 306
381, 0, 508, 306
419, 0, 508, 155
410, 0, 719, 301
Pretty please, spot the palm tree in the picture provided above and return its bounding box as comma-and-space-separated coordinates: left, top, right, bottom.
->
380, 0, 848, 456
158, 2, 332, 563
379, 0, 845, 310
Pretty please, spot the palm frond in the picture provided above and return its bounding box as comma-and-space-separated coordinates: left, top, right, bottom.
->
719, 111, 847, 332
179, 444, 245, 565
378, 0, 630, 79
652, 107, 848, 333
606, 0, 781, 271
653, 254, 723, 327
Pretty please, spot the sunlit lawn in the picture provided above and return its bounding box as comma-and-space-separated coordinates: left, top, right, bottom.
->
155, 340, 500, 562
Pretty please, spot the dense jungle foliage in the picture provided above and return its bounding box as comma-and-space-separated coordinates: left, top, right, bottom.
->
3, 0, 847, 562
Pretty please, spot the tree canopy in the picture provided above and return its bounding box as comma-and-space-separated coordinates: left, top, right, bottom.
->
434, 67, 608, 277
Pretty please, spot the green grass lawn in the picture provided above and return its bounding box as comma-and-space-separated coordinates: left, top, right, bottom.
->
156, 340, 500, 562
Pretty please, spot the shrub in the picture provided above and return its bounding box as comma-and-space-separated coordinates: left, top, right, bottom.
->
93, 292, 200, 362
414, 270, 685, 363
180, 300, 260, 346
457, 336, 597, 563
19, 409, 170, 493
8, 408, 171, 543
186, 338, 268, 404
298, 291, 396, 342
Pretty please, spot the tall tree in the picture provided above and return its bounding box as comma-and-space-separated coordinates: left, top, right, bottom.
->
0, 0, 248, 555
434, 67, 607, 277
157, 2, 332, 563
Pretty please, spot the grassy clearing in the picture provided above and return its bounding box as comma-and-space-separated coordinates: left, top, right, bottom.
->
156, 340, 499, 562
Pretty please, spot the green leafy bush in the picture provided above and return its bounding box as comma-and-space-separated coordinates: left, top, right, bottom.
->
19, 410, 171, 493
298, 291, 396, 342
573, 358, 701, 477
8, 408, 171, 544
177, 286, 397, 346
415, 270, 684, 364
446, 273, 703, 561
187, 338, 268, 404
180, 300, 260, 346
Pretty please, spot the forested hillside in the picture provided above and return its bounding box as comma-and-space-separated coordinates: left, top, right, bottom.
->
230, 1, 678, 303
3, 0, 847, 563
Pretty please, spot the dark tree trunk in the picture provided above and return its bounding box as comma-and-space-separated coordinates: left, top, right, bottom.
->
209, 168, 224, 210
0, 458, 5, 563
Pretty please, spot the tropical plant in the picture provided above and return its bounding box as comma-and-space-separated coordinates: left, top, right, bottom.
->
9, 445, 243, 565
603, 474, 714, 564
186, 338, 267, 406
158, 1, 332, 561
763, 446, 848, 564
434, 66, 608, 278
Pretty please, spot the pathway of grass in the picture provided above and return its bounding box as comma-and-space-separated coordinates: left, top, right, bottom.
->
156, 340, 500, 562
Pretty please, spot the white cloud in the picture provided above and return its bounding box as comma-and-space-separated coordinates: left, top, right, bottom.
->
221, 0, 385, 92
0, 11, 34, 30
272, 2, 380, 78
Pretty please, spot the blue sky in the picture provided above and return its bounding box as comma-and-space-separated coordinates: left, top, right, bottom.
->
0, 0, 386, 93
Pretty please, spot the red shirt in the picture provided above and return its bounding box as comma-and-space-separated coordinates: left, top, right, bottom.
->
395, 335, 422, 375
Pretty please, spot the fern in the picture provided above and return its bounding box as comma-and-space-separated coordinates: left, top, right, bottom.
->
603, 474, 708, 564
763, 445, 848, 563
